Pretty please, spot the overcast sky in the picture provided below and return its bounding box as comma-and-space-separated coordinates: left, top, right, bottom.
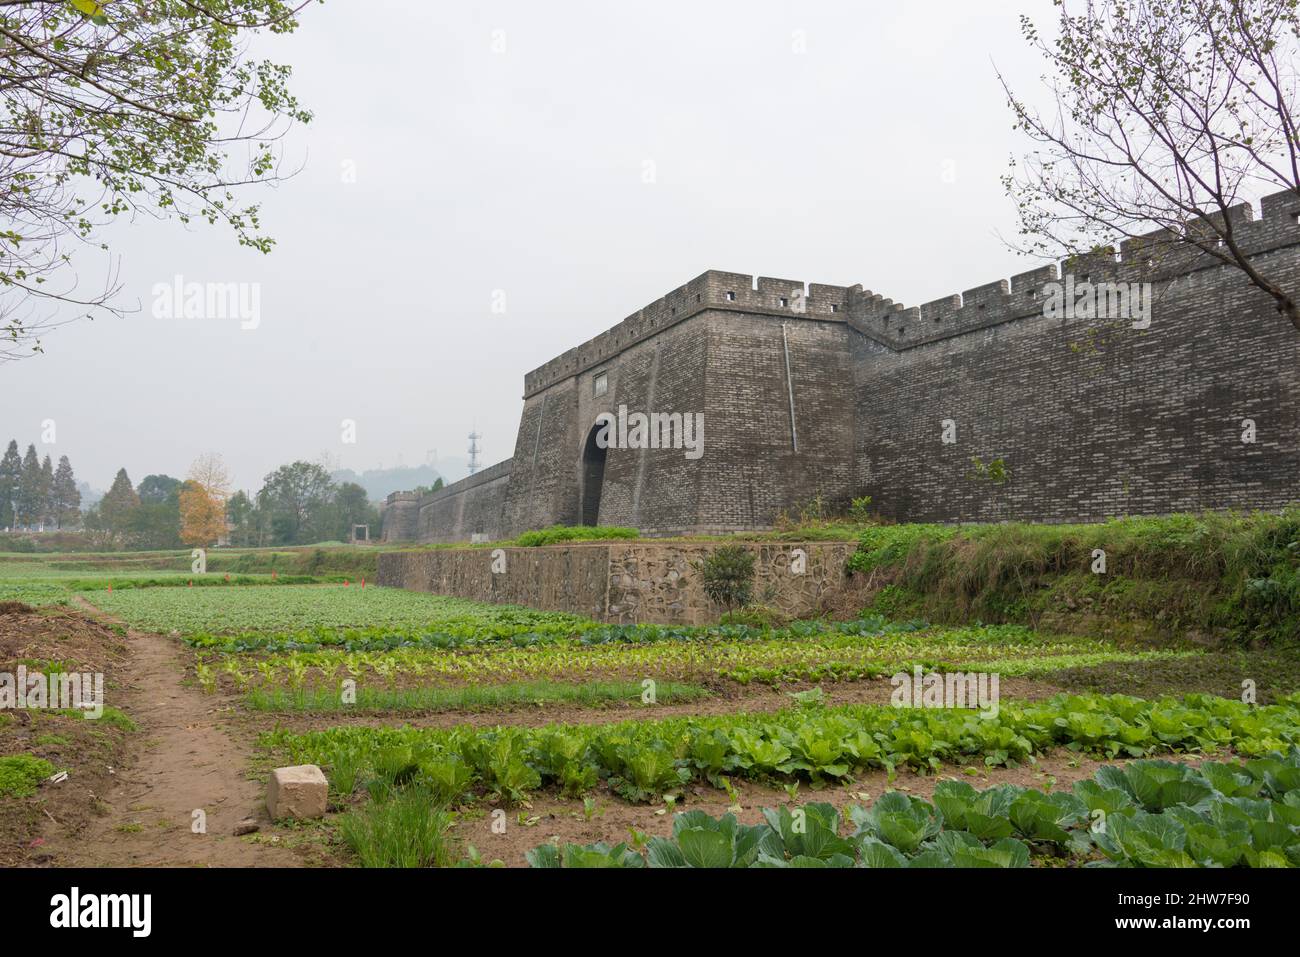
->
1, 0, 1055, 495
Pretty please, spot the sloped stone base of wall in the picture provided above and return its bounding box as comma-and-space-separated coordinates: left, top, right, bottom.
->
377, 541, 856, 625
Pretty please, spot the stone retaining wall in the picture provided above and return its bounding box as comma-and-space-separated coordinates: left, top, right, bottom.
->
377, 540, 856, 624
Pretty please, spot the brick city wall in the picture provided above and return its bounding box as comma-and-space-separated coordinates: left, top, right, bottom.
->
380, 492, 419, 542
382, 191, 1300, 544
852, 198, 1300, 522
413, 460, 513, 544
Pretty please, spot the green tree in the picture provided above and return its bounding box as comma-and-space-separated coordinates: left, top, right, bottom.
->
226, 490, 256, 547
137, 474, 182, 505
98, 468, 140, 538
50, 456, 81, 529
129, 478, 182, 550
333, 481, 378, 540
15, 444, 43, 528
0, 1, 318, 360
251, 488, 275, 548
413, 478, 445, 496
258, 461, 336, 545
0, 440, 20, 529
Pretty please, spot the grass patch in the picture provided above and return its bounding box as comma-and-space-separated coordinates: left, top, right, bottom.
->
46, 706, 137, 732
849, 510, 1300, 645
0, 755, 56, 797
337, 786, 458, 867
512, 525, 639, 547
94, 707, 137, 732
0, 544, 379, 578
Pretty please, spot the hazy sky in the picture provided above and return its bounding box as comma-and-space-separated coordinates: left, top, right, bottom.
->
1, 0, 1054, 494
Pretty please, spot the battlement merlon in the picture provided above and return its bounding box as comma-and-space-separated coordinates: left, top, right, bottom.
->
848, 188, 1300, 350
521, 269, 858, 398
519, 190, 1300, 393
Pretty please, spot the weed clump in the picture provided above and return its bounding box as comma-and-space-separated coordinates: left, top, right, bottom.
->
0, 755, 56, 797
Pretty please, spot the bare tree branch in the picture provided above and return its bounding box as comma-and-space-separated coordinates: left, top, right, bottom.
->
999, 0, 1300, 330
0, 0, 317, 361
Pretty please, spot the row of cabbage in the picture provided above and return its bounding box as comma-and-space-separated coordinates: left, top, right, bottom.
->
269, 693, 1300, 806
529, 752, 1300, 868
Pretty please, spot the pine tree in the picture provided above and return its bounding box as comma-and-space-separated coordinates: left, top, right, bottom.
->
99, 468, 140, 536
39, 455, 54, 527
50, 456, 81, 529
15, 444, 44, 528
0, 440, 20, 530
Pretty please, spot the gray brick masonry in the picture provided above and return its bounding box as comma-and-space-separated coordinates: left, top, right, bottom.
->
383, 192, 1300, 543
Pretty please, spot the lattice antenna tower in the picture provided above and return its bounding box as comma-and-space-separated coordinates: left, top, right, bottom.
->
467, 431, 482, 475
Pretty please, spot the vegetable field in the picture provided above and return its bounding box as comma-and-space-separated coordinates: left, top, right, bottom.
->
87, 583, 589, 640
3, 535, 1298, 872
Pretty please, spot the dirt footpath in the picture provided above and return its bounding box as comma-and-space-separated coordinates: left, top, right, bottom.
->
30, 600, 314, 867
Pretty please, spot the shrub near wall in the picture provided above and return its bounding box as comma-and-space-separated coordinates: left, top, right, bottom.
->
512, 526, 638, 547
849, 510, 1300, 645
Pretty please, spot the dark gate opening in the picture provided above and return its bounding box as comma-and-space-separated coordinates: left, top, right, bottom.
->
581, 424, 607, 526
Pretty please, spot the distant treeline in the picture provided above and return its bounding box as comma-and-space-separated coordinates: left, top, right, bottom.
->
0, 440, 80, 532
1, 455, 381, 551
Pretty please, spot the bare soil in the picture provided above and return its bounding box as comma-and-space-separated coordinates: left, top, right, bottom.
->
0, 603, 133, 866
6, 599, 328, 867
1051, 652, 1300, 702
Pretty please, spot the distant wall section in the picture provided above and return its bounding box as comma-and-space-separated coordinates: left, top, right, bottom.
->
381, 461, 513, 544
